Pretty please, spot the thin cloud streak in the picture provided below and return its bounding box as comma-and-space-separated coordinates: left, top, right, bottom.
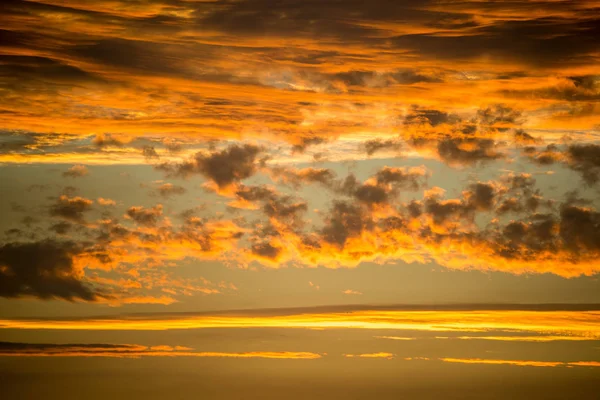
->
0, 342, 322, 359
440, 358, 600, 368
1, 310, 598, 340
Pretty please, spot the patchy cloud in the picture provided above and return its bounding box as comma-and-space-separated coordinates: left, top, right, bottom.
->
157, 144, 263, 191
62, 165, 89, 178
0, 240, 96, 301
125, 204, 163, 227
49, 195, 93, 224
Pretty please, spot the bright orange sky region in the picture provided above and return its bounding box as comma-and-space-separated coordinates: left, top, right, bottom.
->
0, 1, 599, 399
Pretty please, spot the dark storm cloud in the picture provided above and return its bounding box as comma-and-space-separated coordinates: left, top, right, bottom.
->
0, 240, 96, 301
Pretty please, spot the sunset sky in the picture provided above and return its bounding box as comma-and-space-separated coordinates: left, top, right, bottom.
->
0, 0, 599, 398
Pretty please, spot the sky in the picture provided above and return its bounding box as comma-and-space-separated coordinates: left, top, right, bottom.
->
0, 0, 599, 398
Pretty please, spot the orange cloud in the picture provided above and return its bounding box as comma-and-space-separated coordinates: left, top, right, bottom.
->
344, 352, 394, 359
0, 342, 322, 359
2, 310, 598, 341
440, 358, 600, 368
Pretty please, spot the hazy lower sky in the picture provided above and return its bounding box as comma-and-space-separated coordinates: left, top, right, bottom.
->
0, 0, 599, 398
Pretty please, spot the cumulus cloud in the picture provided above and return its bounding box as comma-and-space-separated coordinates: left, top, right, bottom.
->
338, 166, 428, 206
49, 195, 93, 223
0, 240, 96, 301
157, 144, 263, 190
125, 204, 163, 227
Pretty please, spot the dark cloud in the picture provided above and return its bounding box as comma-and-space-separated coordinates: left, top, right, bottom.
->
424, 191, 474, 228
235, 185, 277, 202
92, 133, 125, 147
157, 144, 263, 188
514, 129, 541, 145
476, 105, 523, 131
49, 222, 73, 235
291, 136, 326, 153
390, 17, 600, 68
337, 167, 428, 206
404, 107, 454, 127
142, 146, 160, 160
463, 182, 496, 211
351, 183, 388, 205
0, 342, 141, 353
0, 131, 36, 152
0, 240, 96, 301
251, 241, 282, 261
436, 137, 503, 165
566, 144, 600, 185
262, 195, 308, 229
524, 143, 600, 184
321, 201, 370, 248
401, 105, 522, 165
49, 195, 93, 223
559, 203, 600, 253
524, 144, 563, 165
333, 69, 440, 88
501, 75, 600, 101
374, 166, 428, 190
126, 205, 163, 227
364, 138, 403, 156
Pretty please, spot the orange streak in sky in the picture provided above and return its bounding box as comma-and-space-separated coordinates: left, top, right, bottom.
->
1, 311, 598, 339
